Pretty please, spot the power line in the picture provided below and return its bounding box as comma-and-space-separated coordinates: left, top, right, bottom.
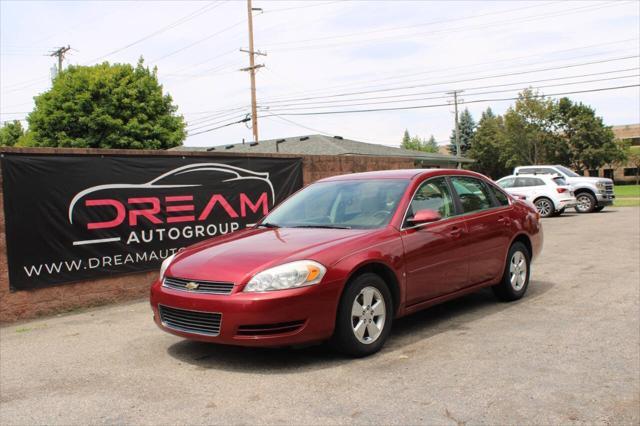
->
259, 55, 639, 105
261, 84, 640, 117
179, 39, 639, 118
149, 18, 246, 64
261, 71, 640, 111
188, 115, 250, 136
268, 1, 630, 52
263, 0, 558, 48
87, 1, 225, 64
258, 38, 639, 103
187, 85, 639, 136
187, 112, 251, 132
262, 1, 342, 14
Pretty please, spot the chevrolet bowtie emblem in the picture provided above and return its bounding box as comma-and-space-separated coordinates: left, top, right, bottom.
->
185, 282, 199, 290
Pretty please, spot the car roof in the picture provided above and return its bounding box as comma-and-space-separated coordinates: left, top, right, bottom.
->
506, 173, 557, 180
317, 168, 485, 182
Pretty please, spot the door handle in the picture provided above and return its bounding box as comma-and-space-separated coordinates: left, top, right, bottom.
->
449, 227, 463, 238
498, 216, 511, 226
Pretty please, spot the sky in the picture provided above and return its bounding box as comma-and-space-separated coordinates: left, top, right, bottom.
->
1, 0, 639, 148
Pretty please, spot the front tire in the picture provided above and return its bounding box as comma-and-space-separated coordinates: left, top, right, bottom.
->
534, 197, 554, 218
493, 242, 531, 302
331, 273, 393, 357
575, 192, 596, 213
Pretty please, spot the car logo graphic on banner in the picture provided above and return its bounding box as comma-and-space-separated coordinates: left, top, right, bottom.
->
67, 163, 276, 247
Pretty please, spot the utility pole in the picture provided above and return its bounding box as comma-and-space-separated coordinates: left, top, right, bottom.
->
240, 0, 266, 143
447, 90, 464, 168
50, 45, 71, 74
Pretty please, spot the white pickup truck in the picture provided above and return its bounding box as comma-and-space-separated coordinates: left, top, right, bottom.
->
513, 165, 615, 213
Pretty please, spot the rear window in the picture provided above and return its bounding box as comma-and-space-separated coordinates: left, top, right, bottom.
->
553, 177, 568, 186
517, 168, 536, 175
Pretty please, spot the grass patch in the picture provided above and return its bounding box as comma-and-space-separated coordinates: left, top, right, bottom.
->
615, 185, 640, 198
614, 198, 640, 207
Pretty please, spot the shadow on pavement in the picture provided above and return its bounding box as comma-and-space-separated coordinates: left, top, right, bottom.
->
167, 280, 555, 373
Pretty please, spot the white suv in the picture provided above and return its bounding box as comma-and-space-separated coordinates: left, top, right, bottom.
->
513, 165, 614, 213
497, 174, 577, 217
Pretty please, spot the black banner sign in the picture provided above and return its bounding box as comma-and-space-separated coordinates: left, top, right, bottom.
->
1, 154, 303, 290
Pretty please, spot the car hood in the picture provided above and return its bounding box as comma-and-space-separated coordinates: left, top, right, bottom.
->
566, 176, 612, 185
166, 227, 371, 283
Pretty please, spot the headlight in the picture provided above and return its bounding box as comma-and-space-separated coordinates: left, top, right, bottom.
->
159, 253, 176, 279
596, 181, 607, 192
244, 260, 327, 292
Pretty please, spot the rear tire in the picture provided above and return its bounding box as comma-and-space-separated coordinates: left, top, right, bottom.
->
493, 242, 531, 302
534, 197, 554, 218
331, 273, 393, 357
574, 192, 596, 213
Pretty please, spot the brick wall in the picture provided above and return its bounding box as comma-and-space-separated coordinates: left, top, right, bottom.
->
0, 147, 414, 322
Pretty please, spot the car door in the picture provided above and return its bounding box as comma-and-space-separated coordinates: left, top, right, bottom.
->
400, 176, 469, 306
450, 176, 510, 287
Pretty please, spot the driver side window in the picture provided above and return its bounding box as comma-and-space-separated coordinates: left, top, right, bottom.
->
406, 177, 455, 224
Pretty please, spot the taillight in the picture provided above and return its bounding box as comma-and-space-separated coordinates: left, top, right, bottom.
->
557, 187, 567, 193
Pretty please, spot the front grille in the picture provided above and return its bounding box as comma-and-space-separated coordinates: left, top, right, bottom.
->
605, 184, 614, 195
159, 305, 222, 336
236, 320, 305, 336
163, 277, 234, 295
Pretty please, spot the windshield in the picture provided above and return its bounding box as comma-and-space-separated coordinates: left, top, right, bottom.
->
262, 179, 409, 229
555, 165, 580, 177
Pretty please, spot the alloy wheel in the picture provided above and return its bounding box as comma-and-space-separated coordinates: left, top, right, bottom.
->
351, 286, 386, 344
535, 199, 553, 217
509, 251, 527, 291
576, 194, 593, 213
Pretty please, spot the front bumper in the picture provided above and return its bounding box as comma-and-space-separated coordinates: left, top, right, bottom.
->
596, 192, 615, 206
150, 278, 343, 347
557, 198, 578, 209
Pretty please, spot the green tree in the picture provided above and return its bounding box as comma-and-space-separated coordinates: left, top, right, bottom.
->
402, 131, 439, 153
423, 135, 439, 153
448, 108, 475, 156
503, 88, 557, 167
401, 129, 411, 148
0, 120, 25, 146
27, 58, 185, 149
553, 97, 621, 171
467, 108, 511, 179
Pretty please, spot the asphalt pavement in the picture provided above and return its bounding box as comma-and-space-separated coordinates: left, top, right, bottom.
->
1, 207, 639, 425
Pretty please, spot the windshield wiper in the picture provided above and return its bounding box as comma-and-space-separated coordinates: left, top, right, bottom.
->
256, 222, 280, 228
292, 224, 352, 229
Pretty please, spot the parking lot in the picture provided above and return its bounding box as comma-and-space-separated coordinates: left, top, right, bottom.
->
1, 207, 638, 425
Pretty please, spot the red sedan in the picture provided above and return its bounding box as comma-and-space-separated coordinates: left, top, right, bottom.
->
150, 169, 543, 356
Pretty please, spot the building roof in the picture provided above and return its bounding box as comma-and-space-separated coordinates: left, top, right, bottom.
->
171, 134, 473, 164
612, 123, 640, 140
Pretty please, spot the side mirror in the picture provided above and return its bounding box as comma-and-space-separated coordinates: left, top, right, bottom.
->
408, 209, 441, 225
